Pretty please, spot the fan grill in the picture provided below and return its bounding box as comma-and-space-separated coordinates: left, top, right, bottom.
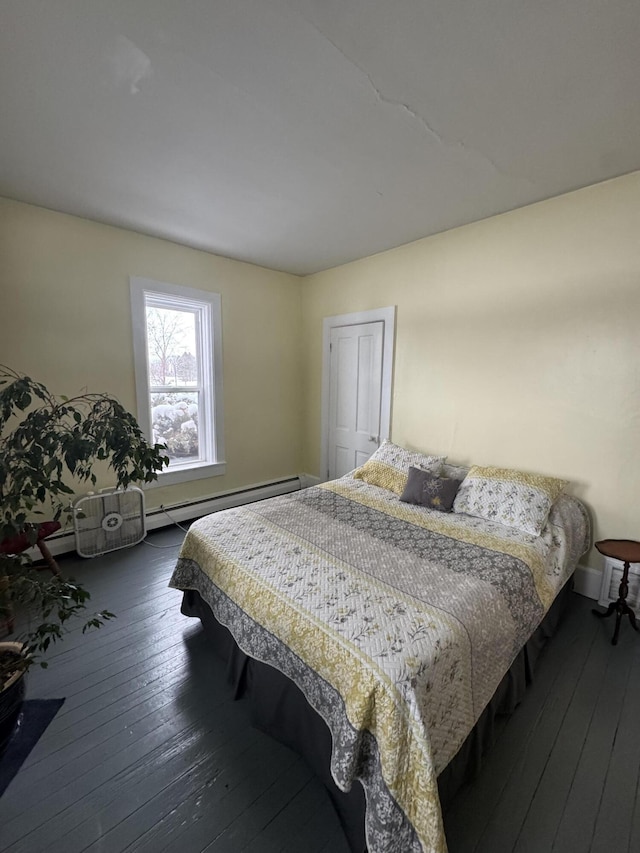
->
74, 488, 146, 558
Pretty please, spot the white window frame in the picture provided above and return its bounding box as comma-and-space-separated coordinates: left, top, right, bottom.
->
130, 277, 225, 487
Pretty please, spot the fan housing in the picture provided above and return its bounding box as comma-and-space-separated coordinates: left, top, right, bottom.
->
73, 487, 146, 558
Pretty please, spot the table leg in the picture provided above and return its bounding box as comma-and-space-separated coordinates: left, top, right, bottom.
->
592, 602, 616, 619
592, 559, 639, 645
37, 539, 61, 577
612, 608, 623, 645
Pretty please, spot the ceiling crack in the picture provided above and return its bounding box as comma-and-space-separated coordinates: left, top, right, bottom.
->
387, 96, 514, 179
302, 16, 537, 187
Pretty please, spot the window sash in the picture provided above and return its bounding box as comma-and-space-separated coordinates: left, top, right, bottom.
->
149, 385, 202, 394
144, 301, 210, 467
130, 277, 225, 486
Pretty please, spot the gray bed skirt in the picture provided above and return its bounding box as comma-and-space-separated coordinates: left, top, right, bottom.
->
179, 577, 573, 853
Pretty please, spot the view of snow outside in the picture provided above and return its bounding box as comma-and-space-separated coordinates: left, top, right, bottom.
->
146, 306, 200, 464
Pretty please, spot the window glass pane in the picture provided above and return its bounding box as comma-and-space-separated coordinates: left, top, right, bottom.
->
145, 306, 198, 387
150, 391, 200, 464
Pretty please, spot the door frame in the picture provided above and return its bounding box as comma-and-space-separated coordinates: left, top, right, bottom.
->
320, 306, 396, 481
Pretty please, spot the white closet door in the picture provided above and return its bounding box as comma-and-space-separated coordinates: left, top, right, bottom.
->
328, 321, 384, 479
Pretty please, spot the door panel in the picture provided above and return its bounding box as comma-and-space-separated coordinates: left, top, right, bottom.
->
335, 444, 353, 477
354, 448, 371, 468
328, 321, 383, 479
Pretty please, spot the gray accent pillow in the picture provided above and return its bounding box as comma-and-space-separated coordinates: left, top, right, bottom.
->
400, 467, 463, 512
440, 462, 470, 481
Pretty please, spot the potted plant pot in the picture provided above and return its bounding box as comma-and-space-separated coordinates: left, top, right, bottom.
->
0, 641, 27, 752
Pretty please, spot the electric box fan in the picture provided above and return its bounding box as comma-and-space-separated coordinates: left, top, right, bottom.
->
73, 487, 146, 558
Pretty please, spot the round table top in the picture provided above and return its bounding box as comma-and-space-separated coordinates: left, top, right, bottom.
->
595, 539, 640, 564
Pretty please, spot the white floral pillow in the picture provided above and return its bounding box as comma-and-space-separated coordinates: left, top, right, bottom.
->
353, 440, 446, 495
452, 465, 567, 536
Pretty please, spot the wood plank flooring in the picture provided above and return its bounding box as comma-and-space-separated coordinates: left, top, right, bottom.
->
1, 526, 639, 852
444, 582, 640, 853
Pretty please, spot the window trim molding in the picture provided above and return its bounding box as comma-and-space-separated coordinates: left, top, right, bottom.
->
130, 277, 225, 487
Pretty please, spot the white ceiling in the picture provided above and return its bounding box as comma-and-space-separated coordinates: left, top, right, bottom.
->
1, 0, 639, 275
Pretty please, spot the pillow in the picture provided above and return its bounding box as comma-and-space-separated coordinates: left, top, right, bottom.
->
452, 465, 567, 536
440, 462, 470, 481
400, 467, 463, 512
353, 440, 446, 495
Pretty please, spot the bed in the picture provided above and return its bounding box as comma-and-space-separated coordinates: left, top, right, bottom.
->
169, 444, 590, 853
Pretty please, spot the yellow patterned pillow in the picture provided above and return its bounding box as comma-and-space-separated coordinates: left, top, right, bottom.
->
353, 440, 445, 495
353, 460, 408, 494
452, 465, 567, 536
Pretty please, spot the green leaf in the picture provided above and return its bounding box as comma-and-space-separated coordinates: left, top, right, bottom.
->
0, 364, 170, 676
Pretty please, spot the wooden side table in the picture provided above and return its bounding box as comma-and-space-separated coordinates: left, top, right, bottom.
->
592, 539, 640, 645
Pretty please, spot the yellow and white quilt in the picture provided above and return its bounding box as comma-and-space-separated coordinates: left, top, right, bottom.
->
170, 476, 589, 853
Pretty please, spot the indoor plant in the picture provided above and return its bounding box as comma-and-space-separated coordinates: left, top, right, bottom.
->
0, 365, 169, 701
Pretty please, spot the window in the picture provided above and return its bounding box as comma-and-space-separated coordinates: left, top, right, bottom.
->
130, 278, 225, 486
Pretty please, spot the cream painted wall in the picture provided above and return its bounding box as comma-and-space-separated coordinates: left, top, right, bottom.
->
3, 173, 639, 570
0, 198, 303, 512
301, 172, 640, 567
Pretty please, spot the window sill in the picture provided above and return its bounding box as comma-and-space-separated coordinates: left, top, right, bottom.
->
143, 460, 227, 488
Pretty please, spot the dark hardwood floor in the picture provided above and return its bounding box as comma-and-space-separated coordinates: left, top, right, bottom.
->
1, 526, 639, 852
444, 581, 640, 853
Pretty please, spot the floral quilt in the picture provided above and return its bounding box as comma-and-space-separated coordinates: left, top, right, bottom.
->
169, 476, 589, 853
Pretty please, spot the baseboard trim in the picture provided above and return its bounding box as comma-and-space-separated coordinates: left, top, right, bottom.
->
36, 476, 302, 558
146, 477, 301, 530
573, 563, 601, 600
299, 473, 322, 489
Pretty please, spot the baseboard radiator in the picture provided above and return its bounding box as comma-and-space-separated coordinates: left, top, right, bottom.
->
37, 476, 302, 558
